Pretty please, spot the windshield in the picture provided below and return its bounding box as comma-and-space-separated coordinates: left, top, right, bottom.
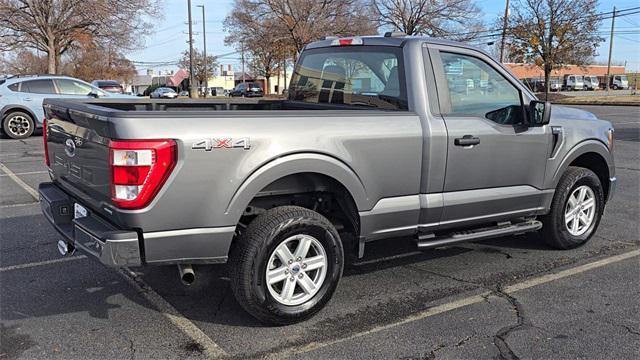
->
288, 46, 408, 110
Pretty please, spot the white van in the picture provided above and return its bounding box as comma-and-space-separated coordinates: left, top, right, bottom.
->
563, 75, 584, 91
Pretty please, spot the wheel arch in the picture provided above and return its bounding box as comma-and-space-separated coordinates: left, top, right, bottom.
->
1, 105, 38, 124
551, 140, 613, 201
225, 153, 368, 222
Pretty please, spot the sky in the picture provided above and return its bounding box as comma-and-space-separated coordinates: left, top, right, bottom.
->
127, 0, 640, 74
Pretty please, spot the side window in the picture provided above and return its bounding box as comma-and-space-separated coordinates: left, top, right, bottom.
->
8, 83, 19, 91
20, 79, 57, 94
440, 52, 523, 125
55, 79, 93, 95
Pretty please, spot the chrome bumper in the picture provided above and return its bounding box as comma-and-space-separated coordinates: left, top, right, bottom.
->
39, 182, 141, 267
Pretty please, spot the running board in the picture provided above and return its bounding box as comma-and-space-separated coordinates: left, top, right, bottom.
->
416, 220, 542, 249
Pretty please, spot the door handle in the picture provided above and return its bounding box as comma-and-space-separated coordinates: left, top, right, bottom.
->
23, 98, 32, 101
454, 135, 480, 147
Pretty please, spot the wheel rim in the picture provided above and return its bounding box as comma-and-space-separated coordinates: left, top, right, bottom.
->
7, 115, 31, 136
265, 234, 328, 306
564, 185, 596, 236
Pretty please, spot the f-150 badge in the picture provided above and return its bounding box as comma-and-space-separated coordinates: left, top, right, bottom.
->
192, 137, 251, 151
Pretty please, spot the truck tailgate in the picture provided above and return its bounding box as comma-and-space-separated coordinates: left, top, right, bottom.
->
45, 104, 112, 208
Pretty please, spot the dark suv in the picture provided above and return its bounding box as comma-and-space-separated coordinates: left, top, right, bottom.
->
229, 82, 264, 97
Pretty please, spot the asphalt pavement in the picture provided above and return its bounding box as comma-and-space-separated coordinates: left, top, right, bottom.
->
0, 105, 638, 359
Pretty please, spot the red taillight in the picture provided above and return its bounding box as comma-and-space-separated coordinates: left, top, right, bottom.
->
43, 118, 50, 167
109, 139, 176, 209
338, 39, 353, 45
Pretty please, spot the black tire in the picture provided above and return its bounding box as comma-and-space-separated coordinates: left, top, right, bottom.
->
541, 167, 604, 249
229, 206, 344, 325
2, 111, 35, 139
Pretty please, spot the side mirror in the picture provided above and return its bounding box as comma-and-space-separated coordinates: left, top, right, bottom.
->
88, 90, 100, 98
529, 100, 551, 126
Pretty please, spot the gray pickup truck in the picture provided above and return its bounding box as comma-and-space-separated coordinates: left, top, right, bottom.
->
39, 34, 616, 324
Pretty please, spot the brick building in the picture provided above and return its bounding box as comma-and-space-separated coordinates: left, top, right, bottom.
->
504, 63, 626, 79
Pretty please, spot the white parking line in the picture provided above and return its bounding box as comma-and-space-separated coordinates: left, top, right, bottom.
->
0, 162, 39, 200
0, 255, 88, 272
0, 202, 39, 209
271, 249, 640, 358
0, 170, 48, 177
119, 268, 228, 358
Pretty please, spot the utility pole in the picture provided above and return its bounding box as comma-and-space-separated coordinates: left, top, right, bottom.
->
187, 0, 196, 98
241, 42, 246, 88
196, 4, 208, 97
499, 0, 510, 63
605, 6, 616, 92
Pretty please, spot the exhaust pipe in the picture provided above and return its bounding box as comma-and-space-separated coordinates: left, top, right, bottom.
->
177, 264, 195, 285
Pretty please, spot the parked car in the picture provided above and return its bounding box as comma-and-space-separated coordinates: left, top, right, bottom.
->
229, 82, 264, 97
150, 87, 178, 99
0, 75, 131, 139
178, 90, 189, 97
40, 34, 615, 325
610, 75, 629, 90
583, 75, 599, 91
91, 80, 124, 94
563, 75, 584, 91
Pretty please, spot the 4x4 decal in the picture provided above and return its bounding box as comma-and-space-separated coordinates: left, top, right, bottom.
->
192, 137, 251, 151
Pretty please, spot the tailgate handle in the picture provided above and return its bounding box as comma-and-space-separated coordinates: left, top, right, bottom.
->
454, 135, 480, 147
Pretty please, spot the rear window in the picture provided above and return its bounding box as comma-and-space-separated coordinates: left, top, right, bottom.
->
288, 46, 408, 110
20, 79, 57, 94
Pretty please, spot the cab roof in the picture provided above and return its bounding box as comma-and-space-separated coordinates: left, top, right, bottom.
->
304, 34, 487, 54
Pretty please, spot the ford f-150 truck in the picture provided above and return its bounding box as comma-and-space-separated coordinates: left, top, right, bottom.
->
39, 34, 616, 325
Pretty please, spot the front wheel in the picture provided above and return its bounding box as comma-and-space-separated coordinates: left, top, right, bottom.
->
541, 167, 604, 249
229, 206, 344, 325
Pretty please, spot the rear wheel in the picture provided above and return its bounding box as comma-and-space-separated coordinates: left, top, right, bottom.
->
229, 206, 344, 325
3, 111, 34, 139
541, 167, 604, 249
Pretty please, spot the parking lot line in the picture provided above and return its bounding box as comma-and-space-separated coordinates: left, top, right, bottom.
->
119, 268, 228, 359
271, 249, 640, 358
0, 170, 48, 177
0, 202, 39, 209
0, 255, 88, 272
0, 162, 39, 200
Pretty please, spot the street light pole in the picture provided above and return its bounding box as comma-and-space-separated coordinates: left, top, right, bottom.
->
187, 0, 196, 98
197, 4, 208, 97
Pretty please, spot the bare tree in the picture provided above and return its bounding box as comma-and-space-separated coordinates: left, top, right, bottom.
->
226, 0, 377, 57
371, 0, 484, 40
3, 50, 48, 75
179, 49, 218, 87
225, 8, 287, 94
63, 44, 136, 83
0, 0, 161, 74
505, 0, 603, 97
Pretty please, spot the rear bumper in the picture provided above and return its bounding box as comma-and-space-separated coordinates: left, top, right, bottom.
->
39, 182, 141, 267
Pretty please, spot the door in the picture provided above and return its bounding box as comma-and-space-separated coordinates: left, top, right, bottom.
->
431, 49, 551, 225
16, 79, 58, 122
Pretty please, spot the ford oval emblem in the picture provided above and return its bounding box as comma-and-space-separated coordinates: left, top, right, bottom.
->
64, 138, 76, 157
